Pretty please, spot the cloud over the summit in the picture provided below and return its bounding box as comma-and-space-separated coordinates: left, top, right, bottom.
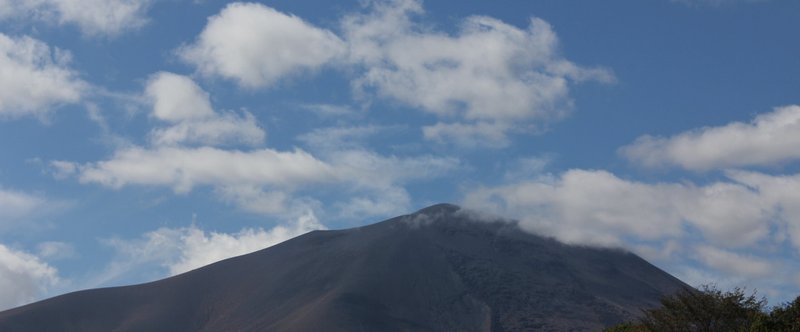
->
464, 169, 776, 248
463, 167, 800, 300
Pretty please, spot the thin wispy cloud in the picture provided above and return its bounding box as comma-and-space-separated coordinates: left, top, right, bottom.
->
621, 105, 800, 171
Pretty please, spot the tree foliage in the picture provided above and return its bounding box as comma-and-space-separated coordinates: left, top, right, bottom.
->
604, 285, 800, 332
751, 296, 800, 332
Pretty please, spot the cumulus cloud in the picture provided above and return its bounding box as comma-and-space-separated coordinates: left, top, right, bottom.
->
144, 72, 265, 147
179, 2, 346, 88
343, 0, 613, 145
0, 33, 85, 119
99, 212, 324, 284
0, 244, 59, 310
145, 72, 214, 122
56, 67, 459, 220
0, 0, 152, 37
179, 1, 611, 146
621, 105, 800, 171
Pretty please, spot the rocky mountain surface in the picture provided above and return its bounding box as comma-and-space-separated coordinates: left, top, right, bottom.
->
0, 204, 689, 331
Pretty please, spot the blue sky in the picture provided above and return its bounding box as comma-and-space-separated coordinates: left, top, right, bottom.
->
1, 0, 799, 310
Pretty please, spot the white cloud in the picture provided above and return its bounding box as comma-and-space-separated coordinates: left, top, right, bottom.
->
466, 170, 685, 247
58, 67, 459, 220
0, 187, 67, 233
463, 167, 800, 302
343, 0, 613, 145
145, 72, 214, 122
0, 0, 152, 37
0, 33, 85, 119
149, 111, 265, 147
55, 145, 458, 220
60, 146, 335, 194
179, 1, 611, 147
0, 188, 47, 220
179, 2, 346, 88
100, 212, 324, 284
168, 212, 323, 275
694, 245, 773, 279
0, 243, 59, 310
621, 105, 800, 171
36, 241, 76, 260
464, 169, 777, 248
144, 72, 266, 147
725, 170, 800, 249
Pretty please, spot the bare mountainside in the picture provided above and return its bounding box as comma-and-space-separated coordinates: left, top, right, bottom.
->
0, 204, 689, 331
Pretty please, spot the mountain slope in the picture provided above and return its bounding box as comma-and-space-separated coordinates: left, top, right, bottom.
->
0, 204, 689, 331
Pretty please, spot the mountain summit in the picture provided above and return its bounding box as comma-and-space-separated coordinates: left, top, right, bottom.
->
0, 204, 688, 331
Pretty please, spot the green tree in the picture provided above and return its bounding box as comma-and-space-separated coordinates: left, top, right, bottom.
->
604, 285, 767, 332
751, 296, 800, 332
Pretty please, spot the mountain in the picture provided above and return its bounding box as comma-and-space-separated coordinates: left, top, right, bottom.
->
0, 204, 689, 331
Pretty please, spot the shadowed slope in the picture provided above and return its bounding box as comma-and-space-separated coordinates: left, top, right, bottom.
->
0, 204, 689, 331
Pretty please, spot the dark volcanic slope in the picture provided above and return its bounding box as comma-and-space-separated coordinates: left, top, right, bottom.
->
0, 204, 689, 331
